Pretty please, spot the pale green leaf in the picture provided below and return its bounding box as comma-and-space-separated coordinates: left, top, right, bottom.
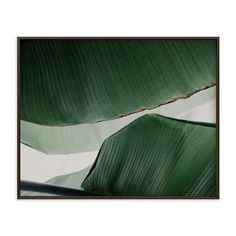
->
21, 86, 215, 154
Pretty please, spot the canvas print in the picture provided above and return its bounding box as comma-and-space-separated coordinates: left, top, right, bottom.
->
18, 38, 219, 198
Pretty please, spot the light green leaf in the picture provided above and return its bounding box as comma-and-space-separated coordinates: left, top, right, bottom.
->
21, 86, 216, 154
45, 165, 91, 190
21, 166, 92, 196
81, 114, 216, 197
21, 39, 216, 126
20, 190, 58, 197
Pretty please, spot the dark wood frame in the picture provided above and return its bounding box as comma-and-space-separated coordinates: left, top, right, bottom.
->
17, 37, 220, 199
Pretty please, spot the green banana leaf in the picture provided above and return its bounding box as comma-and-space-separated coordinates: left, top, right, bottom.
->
20, 39, 216, 126
21, 86, 216, 154
81, 114, 216, 197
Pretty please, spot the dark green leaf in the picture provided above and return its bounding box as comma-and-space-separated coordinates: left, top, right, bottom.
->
81, 114, 216, 197
20, 39, 216, 125
20, 180, 99, 196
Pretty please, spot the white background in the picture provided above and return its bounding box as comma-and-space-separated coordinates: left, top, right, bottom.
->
0, 0, 234, 235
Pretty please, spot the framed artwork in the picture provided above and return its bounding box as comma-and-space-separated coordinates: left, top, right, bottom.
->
17, 37, 219, 199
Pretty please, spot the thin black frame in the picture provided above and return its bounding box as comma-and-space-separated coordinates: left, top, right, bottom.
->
17, 37, 220, 199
